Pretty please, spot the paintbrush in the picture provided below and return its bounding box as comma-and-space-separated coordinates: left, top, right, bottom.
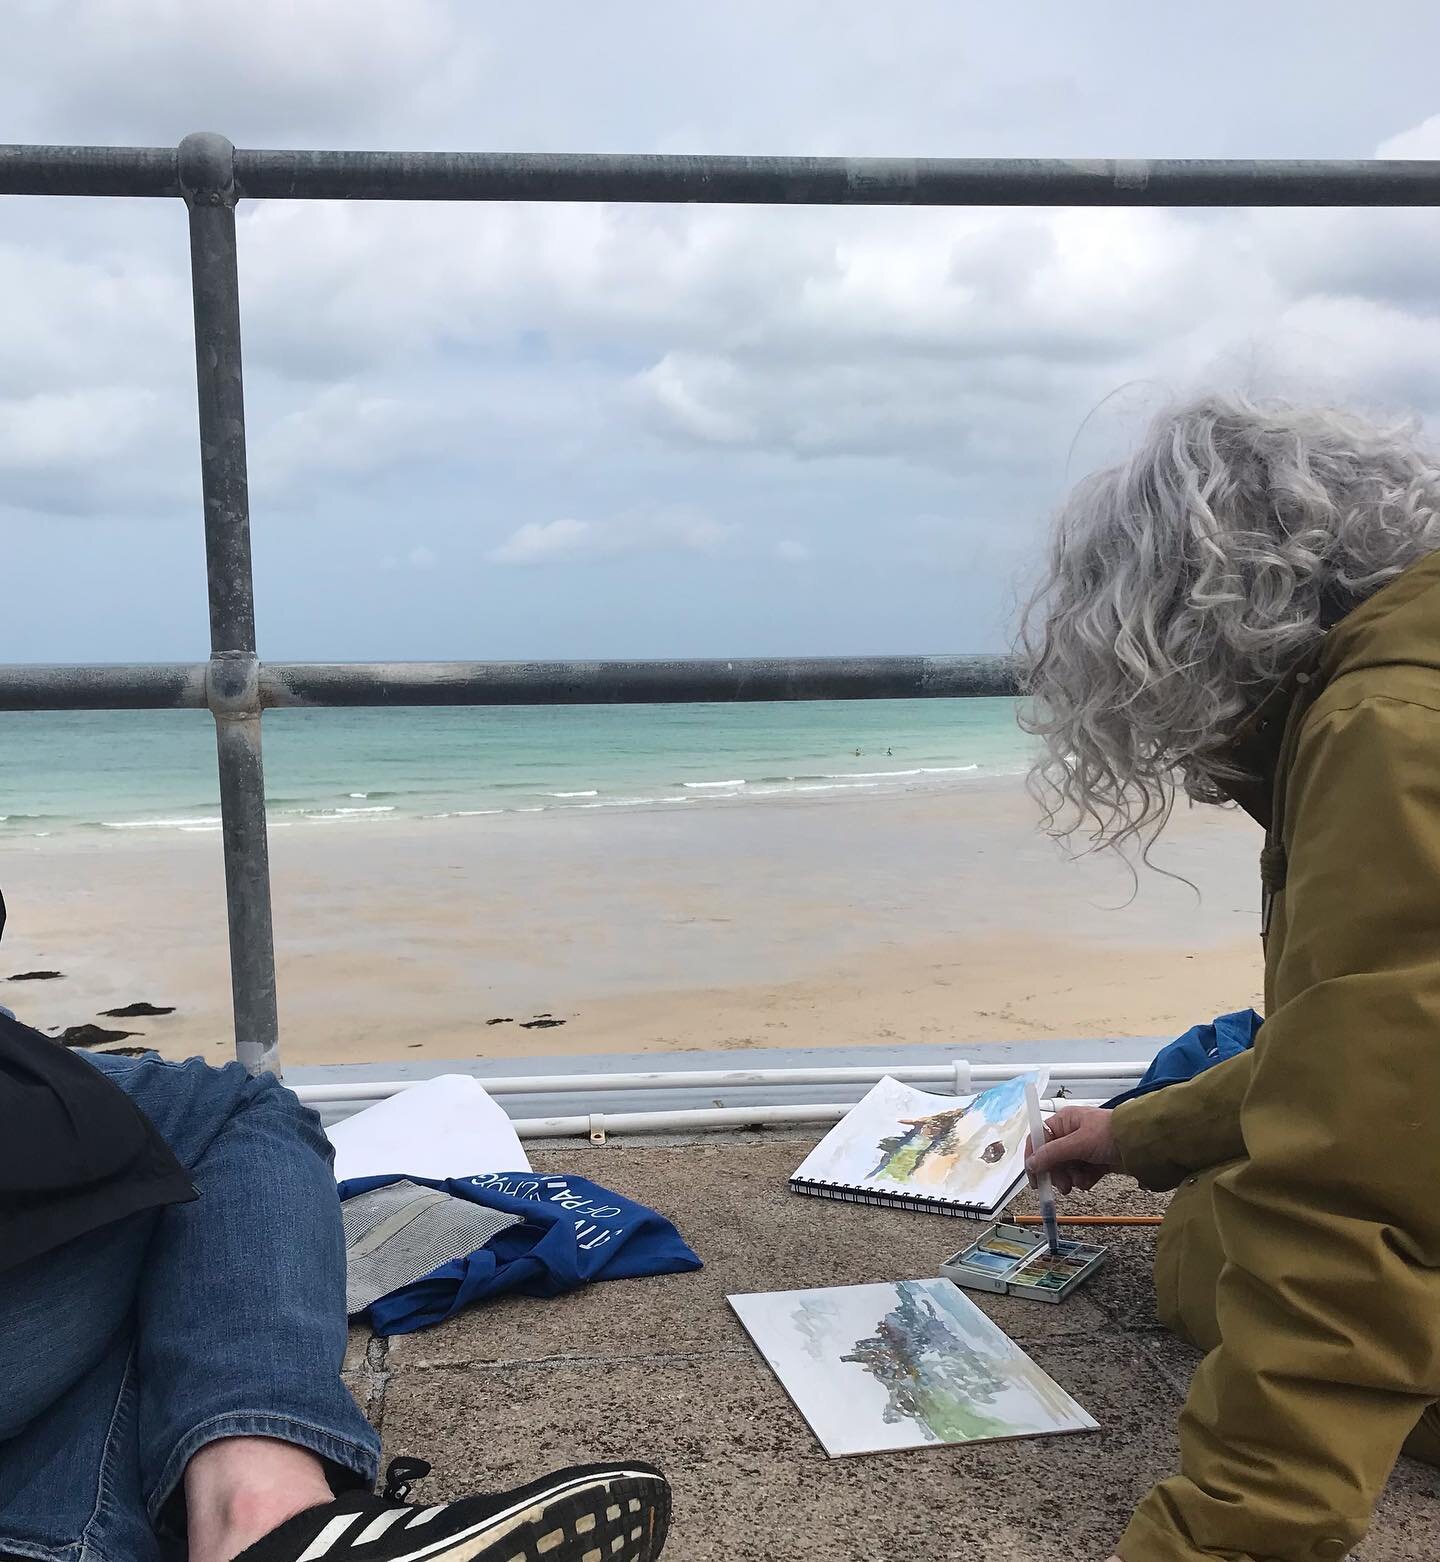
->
1024, 1079, 1061, 1256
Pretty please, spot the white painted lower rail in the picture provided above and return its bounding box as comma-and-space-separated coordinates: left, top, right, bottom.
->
291, 1058, 1150, 1109
295, 1055, 1142, 1138
505, 1096, 1109, 1142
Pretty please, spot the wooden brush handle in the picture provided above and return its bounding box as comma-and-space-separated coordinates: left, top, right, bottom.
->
1012, 1213, 1164, 1227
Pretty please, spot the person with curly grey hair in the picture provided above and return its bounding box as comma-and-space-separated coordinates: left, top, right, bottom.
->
1022, 395, 1440, 1562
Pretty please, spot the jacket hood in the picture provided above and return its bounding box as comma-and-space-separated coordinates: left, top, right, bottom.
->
1213, 548, 1440, 829
1320, 545, 1440, 685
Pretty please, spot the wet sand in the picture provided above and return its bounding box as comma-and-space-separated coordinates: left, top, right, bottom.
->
0, 780, 1264, 1066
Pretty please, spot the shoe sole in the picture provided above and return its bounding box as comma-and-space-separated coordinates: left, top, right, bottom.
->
383, 1468, 669, 1562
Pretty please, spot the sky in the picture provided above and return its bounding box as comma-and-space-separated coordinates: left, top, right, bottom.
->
8, 2, 1440, 663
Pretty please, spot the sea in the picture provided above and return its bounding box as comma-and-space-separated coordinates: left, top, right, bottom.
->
0, 697, 1034, 841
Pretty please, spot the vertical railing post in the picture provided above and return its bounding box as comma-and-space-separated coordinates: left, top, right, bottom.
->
178, 131, 280, 1077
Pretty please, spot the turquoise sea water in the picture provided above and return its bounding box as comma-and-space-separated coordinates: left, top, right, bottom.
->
0, 698, 1034, 840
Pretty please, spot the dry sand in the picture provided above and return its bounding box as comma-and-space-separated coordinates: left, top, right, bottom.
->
0, 780, 1265, 1066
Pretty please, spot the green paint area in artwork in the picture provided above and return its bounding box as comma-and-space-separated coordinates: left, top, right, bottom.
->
841, 1280, 1019, 1443
911, 1385, 1013, 1442
875, 1140, 925, 1183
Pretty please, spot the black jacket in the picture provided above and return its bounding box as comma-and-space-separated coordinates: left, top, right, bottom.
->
0, 1010, 196, 1273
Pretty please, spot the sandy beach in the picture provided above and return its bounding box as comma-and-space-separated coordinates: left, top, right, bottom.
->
0, 779, 1265, 1067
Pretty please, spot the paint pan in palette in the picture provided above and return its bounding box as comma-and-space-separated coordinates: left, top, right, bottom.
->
939, 1221, 1107, 1304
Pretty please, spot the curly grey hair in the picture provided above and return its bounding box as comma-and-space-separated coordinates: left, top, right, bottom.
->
1020, 394, 1440, 849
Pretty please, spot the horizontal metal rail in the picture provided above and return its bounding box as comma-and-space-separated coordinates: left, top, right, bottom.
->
0, 664, 208, 711
6, 145, 1440, 206
0, 143, 180, 197
0, 655, 1019, 713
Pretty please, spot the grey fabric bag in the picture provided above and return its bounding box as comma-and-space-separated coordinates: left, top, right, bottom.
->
341, 1178, 523, 1315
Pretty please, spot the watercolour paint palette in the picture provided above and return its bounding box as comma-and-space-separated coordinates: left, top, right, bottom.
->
940, 1221, 1108, 1304
729, 1278, 1098, 1457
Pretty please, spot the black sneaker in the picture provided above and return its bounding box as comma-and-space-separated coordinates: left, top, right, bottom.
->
235, 1457, 670, 1562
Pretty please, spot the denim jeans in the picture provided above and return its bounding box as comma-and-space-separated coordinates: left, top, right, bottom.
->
0, 1053, 381, 1562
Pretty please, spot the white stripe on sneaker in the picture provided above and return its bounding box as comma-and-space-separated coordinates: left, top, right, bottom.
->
297, 1513, 363, 1561
405, 1505, 449, 1529
385, 1471, 661, 1562
353, 1508, 410, 1546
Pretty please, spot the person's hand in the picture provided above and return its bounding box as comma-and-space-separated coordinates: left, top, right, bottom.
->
1024, 1104, 1123, 1195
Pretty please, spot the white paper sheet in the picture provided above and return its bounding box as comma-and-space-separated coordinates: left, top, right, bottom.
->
730, 1278, 1097, 1457
326, 1074, 531, 1184
790, 1070, 1050, 1213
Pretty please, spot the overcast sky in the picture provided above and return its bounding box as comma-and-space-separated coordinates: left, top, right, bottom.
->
8, 1, 1440, 663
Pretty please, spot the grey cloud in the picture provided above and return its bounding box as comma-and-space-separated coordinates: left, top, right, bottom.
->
380, 545, 440, 572
490, 511, 736, 566
10, 2, 1440, 663
632, 344, 1152, 474
250, 384, 453, 494
6, 0, 483, 144
1253, 208, 1440, 319
0, 239, 190, 399
0, 385, 195, 516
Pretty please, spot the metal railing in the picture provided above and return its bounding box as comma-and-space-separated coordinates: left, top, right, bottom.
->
4, 137, 1436, 1076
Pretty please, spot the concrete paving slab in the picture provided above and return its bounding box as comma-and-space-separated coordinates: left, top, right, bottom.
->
340, 1369, 374, 1422
1132, 1333, 1206, 1399
344, 1325, 372, 1375
387, 1138, 1111, 1370
379, 1338, 1182, 1562
1074, 1226, 1166, 1333
355, 1136, 1437, 1559
1364, 1458, 1440, 1562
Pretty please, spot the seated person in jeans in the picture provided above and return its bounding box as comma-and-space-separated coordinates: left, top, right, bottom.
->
0, 921, 670, 1562
1021, 395, 1440, 1562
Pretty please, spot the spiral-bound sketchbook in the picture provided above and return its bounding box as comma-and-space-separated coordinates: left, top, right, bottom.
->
789, 1071, 1049, 1218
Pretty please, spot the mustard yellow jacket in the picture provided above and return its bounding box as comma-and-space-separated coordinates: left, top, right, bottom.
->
1111, 550, 1440, 1562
